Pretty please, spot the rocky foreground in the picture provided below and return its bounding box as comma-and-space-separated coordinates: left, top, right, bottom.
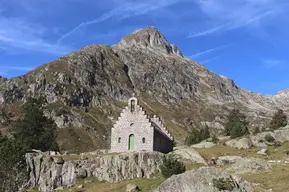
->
24, 151, 164, 192
22, 143, 280, 192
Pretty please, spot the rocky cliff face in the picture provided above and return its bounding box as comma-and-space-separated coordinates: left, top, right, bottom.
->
0, 26, 288, 152
24, 151, 164, 192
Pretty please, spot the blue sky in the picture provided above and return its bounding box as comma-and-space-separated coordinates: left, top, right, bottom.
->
0, 0, 288, 95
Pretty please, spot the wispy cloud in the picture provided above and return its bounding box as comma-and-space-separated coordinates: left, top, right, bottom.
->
0, 66, 34, 71
190, 44, 229, 59
262, 59, 282, 69
0, 14, 72, 55
57, 0, 183, 43
188, 0, 287, 38
199, 56, 221, 64
188, 23, 230, 38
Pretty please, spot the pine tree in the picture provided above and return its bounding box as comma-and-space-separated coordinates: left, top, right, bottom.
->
13, 97, 59, 151
0, 97, 59, 191
160, 155, 186, 178
185, 125, 210, 145
270, 109, 287, 130
225, 109, 249, 139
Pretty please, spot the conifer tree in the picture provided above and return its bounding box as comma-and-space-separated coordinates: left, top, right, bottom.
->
270, 109, 287, 130
225, 109, 249, 139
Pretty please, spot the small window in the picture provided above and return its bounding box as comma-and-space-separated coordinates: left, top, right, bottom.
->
118, 137, 121, 143
131, 100, 135, 112
142, 137, 146, 143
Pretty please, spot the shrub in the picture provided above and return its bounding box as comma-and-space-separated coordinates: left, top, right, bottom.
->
160, 155, 186, 178
286, 151, 289, 156
173, 140, 176, 147
212, 134, 219, 143
185, 125, 210, 145
273, 141, 281, 147
213, 177, 235, 191
253, 127, 260, 135
225, 109, 249, 139
265, 134, 275, 143
55, 107, 69, 117
270, 109, 287, 130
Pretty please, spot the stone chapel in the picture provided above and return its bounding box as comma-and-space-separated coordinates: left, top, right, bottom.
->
110, 95, 174, 153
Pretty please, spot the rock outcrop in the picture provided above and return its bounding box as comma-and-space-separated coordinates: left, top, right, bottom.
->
250, 126, 289, 147
153, 167, 254, 192
226, 157, 272, 174
192, 141, 216, 149
170, 147, 207, 165
25, 151, 164, 192
226, 138, 253, 149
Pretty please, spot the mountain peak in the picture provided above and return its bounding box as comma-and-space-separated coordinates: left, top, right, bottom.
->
116, 26, 183, 57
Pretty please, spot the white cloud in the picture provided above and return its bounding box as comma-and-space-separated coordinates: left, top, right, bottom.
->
0, 15, 71, 55
190, 44, 229, 59
188, 0, 288, 38
57, 0, 184, 43
188, 23, 231, 37
262, 59, 282, 69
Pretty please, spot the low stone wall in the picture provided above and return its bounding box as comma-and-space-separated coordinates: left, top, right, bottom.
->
24, 151, 164, 192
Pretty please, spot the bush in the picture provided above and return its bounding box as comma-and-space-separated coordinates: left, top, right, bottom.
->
253, 127, 260, 135
265, 134, 275, 143
160, 155, 186, 178
270, 109, 287, 130
225, 109, 249, 139
213, 177, 235, 191
212, 134, 219, 143
55, 107, 69, 117
185, 125, 210, 145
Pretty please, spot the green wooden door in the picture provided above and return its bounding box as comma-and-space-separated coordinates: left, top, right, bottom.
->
129, 134, 135, 151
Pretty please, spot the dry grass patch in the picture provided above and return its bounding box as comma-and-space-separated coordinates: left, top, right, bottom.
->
195, 142, 289, 161
185, 163, 205, 171
241, 164, 289, 192
194, 146, 263, 160
49, 152, 120, 160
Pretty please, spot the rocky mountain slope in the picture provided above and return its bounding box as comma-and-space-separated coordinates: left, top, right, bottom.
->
0, 26, 288, 152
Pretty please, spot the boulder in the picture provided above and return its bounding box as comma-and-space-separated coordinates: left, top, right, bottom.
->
77, 184, 84, 189
153, 167, 254, 192
77, 168, 87, 179
170, 147, 207, 165
226, 138, 253, 149
216, 156, 243, 165
257, 148, 268, 155
226, 157, 272, 174
55, 186, 64, 191
54, 157, 64, 164
126, 183, 140, 192
191, 142, 216, 149
250, 127, 289, 147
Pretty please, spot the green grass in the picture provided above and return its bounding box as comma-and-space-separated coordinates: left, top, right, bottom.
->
185, 163, 204, 170
60, 177, 164, 192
